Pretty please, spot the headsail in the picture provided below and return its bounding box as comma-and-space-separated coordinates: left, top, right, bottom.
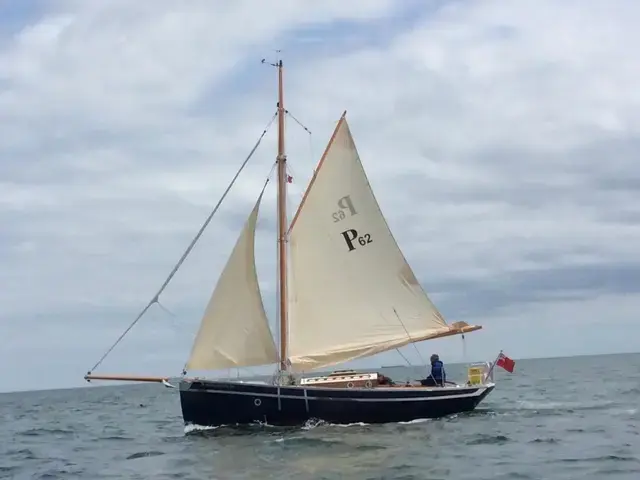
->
185, 190, 278, 371
287, 114, 479, 372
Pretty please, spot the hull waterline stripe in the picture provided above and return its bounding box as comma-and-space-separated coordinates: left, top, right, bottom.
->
184, 381, 493, 393
183, 387, 489, 402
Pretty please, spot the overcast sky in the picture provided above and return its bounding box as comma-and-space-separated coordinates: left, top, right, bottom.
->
1, 0, 639, 393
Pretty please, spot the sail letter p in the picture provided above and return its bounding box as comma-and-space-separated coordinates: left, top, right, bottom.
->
332, 195, 358, 223
341, 229, 359, 252
337, 195, 357, 216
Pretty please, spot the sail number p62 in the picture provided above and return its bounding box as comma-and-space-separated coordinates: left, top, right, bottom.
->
341, 229, 373, 252
331, 194, 373, 252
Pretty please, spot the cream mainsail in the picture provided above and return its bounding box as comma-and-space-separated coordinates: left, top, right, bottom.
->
286, 115, 473, 372
185, 191, 278, 371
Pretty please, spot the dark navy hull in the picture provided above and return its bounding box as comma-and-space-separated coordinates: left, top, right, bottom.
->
179, 379, 495, 427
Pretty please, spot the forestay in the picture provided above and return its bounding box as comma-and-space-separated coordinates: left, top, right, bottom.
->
287, 116, 453, 372
185, 191, 278, 371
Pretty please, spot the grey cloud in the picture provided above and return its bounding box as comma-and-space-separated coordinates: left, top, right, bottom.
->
405, 138, 640, 209
427, 262, 640, 321
3, 0, 640, 392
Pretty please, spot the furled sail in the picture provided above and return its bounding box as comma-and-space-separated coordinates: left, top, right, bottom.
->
185, 191, 278, 371
287, 114, 478, 372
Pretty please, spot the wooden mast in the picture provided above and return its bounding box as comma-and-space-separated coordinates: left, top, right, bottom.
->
276, 60, 289, 372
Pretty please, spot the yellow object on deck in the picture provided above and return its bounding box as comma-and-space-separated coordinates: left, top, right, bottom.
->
467, 366, 485, 385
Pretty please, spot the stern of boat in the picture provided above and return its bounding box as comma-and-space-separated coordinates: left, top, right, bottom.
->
466, 361, 496, 386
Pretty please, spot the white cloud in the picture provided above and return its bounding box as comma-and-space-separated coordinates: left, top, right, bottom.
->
1, 0, 639, 391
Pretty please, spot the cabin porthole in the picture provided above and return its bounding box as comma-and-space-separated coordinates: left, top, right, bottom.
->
365, 380, 373, 388
254, 398, 262, 407
347, 382, 354, 389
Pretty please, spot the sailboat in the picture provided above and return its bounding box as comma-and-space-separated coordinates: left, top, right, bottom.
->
84, 60, 499, 427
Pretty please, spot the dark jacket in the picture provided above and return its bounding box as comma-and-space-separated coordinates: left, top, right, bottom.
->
430, 360, 445, 382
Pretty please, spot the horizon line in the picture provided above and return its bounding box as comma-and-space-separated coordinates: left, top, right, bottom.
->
2, 350, 639, 395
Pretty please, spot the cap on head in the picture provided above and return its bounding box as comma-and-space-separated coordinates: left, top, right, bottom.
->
430, 354, 439, 363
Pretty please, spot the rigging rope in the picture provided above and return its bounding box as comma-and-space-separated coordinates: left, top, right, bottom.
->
393, 308, 428, 371
395, 348, 412, 367
283, 110, 313, 207
86, 112, 278, 375
461, 333, 467, 364
285, 110, 310, 135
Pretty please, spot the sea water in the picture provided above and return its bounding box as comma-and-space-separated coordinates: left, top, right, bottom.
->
1, 353, 639, 479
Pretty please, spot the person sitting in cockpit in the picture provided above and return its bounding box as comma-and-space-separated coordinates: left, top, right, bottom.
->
420, 354, 446, 387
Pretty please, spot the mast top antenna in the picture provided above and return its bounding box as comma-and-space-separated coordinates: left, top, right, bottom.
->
261, 50, 283, 68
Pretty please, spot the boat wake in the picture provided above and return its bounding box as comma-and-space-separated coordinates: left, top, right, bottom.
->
184, 416, 439, 436
184, 424, 221, 434
398, 418, 431, 425
516, 400, 616, 411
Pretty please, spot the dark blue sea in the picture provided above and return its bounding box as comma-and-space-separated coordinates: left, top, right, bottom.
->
1, 353, 639, 479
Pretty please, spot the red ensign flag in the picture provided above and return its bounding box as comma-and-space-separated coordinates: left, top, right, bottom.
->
496, 352, 515, 373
